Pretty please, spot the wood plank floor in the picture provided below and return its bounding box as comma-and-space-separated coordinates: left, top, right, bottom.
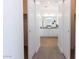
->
40, 37, 58, 47
24, 37, 75, 59
33, 37, 66, 59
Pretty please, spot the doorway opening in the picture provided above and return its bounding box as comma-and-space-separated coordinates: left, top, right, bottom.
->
23, 0, 76, 59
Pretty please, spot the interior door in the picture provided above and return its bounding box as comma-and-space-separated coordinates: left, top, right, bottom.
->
28, 0, 40, 59
28, 0, 36, 59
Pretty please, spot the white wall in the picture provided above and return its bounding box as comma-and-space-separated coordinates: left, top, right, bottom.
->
4, 0, 24, 59
40, 29, 58, 36
58, 1, 64, 53
0, 0, 3, 58
36, 0, 59, 37
63, 0, 71, 59
58, 0, 71, 59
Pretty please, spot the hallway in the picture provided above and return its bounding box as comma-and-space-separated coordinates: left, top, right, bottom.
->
33, 37, 66, 59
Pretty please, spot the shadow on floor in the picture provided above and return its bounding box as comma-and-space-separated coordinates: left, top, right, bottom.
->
33, 47, 66, 59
